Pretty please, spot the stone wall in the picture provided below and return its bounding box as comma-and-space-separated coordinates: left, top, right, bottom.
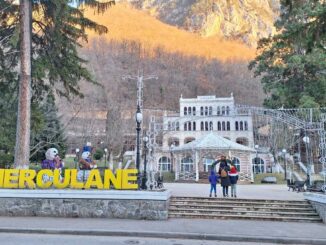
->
304, 193, 326, 223
0, 189, 171, 220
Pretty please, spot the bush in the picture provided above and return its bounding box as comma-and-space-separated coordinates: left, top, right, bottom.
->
0, 152, 14, 168
161, 172, 175, 182
93, 148, 104, 160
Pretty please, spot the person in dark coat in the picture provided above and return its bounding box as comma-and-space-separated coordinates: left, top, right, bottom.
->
229, 165, 239, 198
216, 156, 231, 197
208, 170, 218, 197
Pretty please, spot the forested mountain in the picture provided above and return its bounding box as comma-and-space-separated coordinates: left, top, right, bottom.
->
72, 1, 266, 115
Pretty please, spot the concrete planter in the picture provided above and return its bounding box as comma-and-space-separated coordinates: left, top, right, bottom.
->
304, 192, 326, 223
0, 189, 171, 220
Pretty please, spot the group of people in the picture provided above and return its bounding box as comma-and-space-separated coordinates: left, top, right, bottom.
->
208, 155, 239, 198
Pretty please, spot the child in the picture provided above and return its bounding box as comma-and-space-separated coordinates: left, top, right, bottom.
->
229, 165, 239, 198
208, 170, 218, 197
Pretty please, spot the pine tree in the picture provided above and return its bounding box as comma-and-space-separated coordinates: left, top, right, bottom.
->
249, 0, 326, 108
0, 0, 114, 168
30, 95, 67, 163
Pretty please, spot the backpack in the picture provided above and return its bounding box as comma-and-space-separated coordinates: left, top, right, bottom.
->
220, 168, 227, 178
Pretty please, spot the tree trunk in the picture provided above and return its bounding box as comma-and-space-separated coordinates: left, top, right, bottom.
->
14, 0, 32, 169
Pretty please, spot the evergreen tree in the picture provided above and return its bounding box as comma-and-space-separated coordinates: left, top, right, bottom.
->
249, 0, 326, 108
30, 95, 67, 163
0, 0, 114, 167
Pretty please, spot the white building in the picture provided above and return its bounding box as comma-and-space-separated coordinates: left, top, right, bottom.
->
155, 95, 262, 182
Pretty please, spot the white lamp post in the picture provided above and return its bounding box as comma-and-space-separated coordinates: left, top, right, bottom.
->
75, 148, 80, 169
282, 148, 287, 180
104, 148, 108, 168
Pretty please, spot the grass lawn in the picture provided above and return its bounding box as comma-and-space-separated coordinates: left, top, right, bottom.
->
253, 173, 286, 185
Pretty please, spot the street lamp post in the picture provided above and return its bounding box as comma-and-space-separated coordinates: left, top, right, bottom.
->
282, 149, 287, 180
303, 136, 311, 185
104, 148, 108, 168
75, 148, 80, 169
141, 135, 149, 190
135, 104, 143, 188
170, 143, 175, 173
254, 145, 259, 174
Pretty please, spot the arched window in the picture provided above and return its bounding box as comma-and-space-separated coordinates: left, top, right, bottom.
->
205, 106, 208, 116
188, 107, 191, 115
227, 121, 230, 131
156, 136, 163, 147
232, 157, 241, 171
184, 123, 187, 131
222, 121, 226, 131
184, 107, 187, 116
209, 121, 213, 131
176, 122, 180, 131
192, 107, 196, 116
209, 106, 212, 115
188, 121, 192, 131
184, 137, 195, 144
217, 121, 221, 131
244, 121, 248, 131
200, 107, 204, 116
217, 106, 220, 115
158, 157, 171, 172
168, 137, 180, 146
201, 121, 204, 131
235, 121, 239, 131
240, 121, 244, 131
226, 106, 230, 115
205, 121, 208, 131
252, 157, 265, 174
222, 106, 226, 115
181, 157, 194, 172
193, 122, 196, 131
236, 137, 249, 146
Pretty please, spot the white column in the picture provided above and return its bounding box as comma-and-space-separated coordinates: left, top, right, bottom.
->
175, 154, 179, 181
195, 151, 199, 182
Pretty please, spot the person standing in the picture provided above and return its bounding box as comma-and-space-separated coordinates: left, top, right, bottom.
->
217, 156, 231, 197
229, 165, 239, 198
208, 170, 218, 197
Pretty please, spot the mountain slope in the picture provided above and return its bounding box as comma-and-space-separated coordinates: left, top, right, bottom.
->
84, 3, 255, 61
127, 0, 280, 47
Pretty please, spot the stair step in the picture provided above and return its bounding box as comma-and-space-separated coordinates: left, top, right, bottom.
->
171, 197, 308, 204
170, 200, 311, 208
168, 208, 319, 217
169, 204, 316, 212
168, 212, 322, 223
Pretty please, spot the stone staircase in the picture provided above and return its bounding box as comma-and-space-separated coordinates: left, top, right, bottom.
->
169, 196, 322, 223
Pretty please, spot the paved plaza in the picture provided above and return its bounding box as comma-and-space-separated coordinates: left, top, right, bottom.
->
165, 183, 305, 200
0, 217, 325, 244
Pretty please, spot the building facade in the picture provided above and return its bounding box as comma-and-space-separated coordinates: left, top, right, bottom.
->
155, 95, 265, 182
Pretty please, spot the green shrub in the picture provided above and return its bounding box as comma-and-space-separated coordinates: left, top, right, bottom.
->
162, 172, 175, 182
0, 152, 14, 168
93, 149, 104, 160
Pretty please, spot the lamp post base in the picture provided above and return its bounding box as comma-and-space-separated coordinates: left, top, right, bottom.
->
141, 172, 147, 190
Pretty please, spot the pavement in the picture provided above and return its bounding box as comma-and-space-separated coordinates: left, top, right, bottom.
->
0, 217, 325, 245
0, 184, 324, 244
165, 183, 306, 200
0, 233, 289, 245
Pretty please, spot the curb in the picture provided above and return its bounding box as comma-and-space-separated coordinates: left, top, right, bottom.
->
0, 228, 326, 245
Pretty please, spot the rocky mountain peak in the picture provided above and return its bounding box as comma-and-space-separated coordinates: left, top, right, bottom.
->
123, 0, 280, 47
